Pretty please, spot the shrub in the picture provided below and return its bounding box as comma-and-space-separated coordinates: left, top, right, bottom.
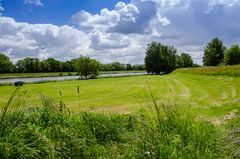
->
224, 44, 240, 65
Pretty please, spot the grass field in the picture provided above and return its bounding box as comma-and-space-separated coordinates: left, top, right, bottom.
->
175, 64, 240, 77
1, 72, 239, 118
1, 67, 240, 158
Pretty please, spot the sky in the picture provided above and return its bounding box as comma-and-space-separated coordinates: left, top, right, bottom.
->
0, 0, 239, 64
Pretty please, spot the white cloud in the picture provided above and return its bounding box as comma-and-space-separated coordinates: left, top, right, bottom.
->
1, 0, 240, 65
24, 0, 43, 6
0, 17, 90, 61
72, 0, 169, 34
90, 31, 131, 50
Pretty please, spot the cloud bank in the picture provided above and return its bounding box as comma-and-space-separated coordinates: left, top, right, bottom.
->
0, 0, 240, 64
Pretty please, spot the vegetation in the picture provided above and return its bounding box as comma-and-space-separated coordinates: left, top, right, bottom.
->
1, 70, 239, 116
74, 56, 101, 79
224, 44, 240, 65
175, 64, 240, 77
0, 54, 145, 74
176, 53, 194, 68
0, 53, 13, 73
145, 42, 194, 74
145, 42, 177, 74
0, 88, 230, 158
0, 65, 240, 158
203, 38, 226, 66
101, 62, 145, 71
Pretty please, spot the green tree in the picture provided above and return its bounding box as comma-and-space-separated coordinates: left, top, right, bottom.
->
74, 56, 100, 79
175, 55, 182, 68
224, 44, 240, 65
62, 61, 74, 72
0, 53, 13, 73
203, 38, 226, 66
145, 42, 177, 74
45, 58, 62, 72
15, 58, 40, 73
39, 61, 50, 72
180, 53, 193, 68
126, 64, 132, 70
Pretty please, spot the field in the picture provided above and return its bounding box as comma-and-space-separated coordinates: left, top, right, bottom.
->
1, 72, 240, 117
1, 66, 240, 158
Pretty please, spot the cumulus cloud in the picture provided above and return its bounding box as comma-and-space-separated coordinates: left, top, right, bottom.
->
90, 31, 131, 50
24, 0, 43, 6
1, 0, 240, 64
72, 0, 170, 34
0, 17, 90, 61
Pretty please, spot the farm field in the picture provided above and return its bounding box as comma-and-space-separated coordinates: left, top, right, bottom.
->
1, 72, 240, 119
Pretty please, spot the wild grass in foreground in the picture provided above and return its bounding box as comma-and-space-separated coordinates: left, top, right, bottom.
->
0, 88, 237, 158
175, 64, 240, 77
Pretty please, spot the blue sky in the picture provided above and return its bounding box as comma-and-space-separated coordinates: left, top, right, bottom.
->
2, 0, 130, 25
0, 0, 240, 64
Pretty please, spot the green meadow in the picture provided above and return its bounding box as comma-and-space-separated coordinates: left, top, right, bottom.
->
1, 71, 240, 117
0, 66, 240, 158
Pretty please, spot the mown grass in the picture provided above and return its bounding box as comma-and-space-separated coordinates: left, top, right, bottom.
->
175, 64, 240, 77
0, 88, 231, 158
1, 73, 239, 119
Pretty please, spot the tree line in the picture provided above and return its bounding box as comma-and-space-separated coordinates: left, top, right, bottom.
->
203, 37, 240, 66
145, 38, 240, 74
0, 54, 145, 74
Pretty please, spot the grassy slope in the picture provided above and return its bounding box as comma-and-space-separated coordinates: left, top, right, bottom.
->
175, 64, 240, 76
1, 73, 239, 120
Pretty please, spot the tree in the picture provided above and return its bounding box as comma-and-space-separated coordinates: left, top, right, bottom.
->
224, 44, 240, 65
145, 42, 177, 74
15, 58, 40, 73
132, 64, 145, 70
126, 64, 132, 70
45, 58, 62, 72
203, 37, 226, 66
175, 55, 182, 68
39, 61, 50, 72
62, 61, 74, 72
0, 53, 13, 73
74, 56, 100, 79
179, 53, 193, 68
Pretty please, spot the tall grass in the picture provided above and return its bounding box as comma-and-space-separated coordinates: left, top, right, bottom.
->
0, 88, 232, 158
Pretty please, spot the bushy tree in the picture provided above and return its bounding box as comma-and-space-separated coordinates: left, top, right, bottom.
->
132, 64, 145, 70
203, 38, 226, 66
179, 53, 193, 68
15, 58, 40, 73
45, 58, 62, 72
224, 44, 240, 65
145, 42, 177, 74
62, 61, 74, 72
0, 53, 13, 73
126, 64, 132, 70
74, 56, 100, 79
39, 61, 50, 72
